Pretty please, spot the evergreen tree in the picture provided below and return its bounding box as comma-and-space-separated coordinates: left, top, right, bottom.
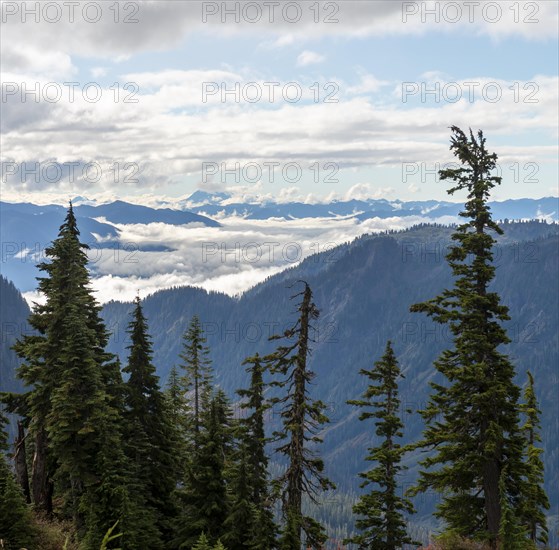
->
0, 409, 36, 549
223, 443, 255, 549
193, 533, 213, 550
519, 371, 549, 545
266, 282, 335, 549
345, 341, 415, 550
179, 315, 213, 439
409, 127, 529, 547
175, 390, 233, 547
10, 204, 131, 538
80, 361, 157, 550
123, 296, 178, 548
498, 469, 531, 550
235, 353, 277, 549
164, 364, 191, 474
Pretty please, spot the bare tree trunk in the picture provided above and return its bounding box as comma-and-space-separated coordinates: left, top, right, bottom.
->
483, 459, 501, 549
14, 420, 31, 503
32, 427, 51, 513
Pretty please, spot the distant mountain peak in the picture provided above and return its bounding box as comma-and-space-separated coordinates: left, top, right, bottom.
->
185, 190, 231, 206
71, 195, 97, 206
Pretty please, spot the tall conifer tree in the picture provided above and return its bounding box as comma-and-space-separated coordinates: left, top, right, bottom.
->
10, 204, 131, 540
175, 389, 233, 547
266, 282, 335, 549
409, 127, 531, 547
179, 315, 213, 439
123, 296, 177, 547
230, 353, 277, 550
519, 371, 549, 545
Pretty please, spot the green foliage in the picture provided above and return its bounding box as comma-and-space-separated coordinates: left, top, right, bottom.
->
192, 532, 228, 550
223, 445, 254, 548
99, 521, 123, 550
497, 469, 533, 550
519, 371, 549, 545
233, 353, 277, 549
179, 315, 213, 439
9, 204, 133, 541
432, 531, 493, 549
123, 296, 178, 547
345, 341, 415, 549
0, 416, 36, 549
175, 390, 233, 548
193, 532, 213, 550
409, 127, 529, 545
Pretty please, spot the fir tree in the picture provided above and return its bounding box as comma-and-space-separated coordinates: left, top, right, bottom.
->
10, 204, 130, 537
123, 296, 178, 547
175, 390, 233, 547
498, 469, 531, 550
179, 315, 213, 439
236, 353, 277, 549
164, 364, 191, 474
223, 443, 255, 549
409, 127, 529, 547
266, 282, 335, 549
519, 371, 549, 545
345, 341, 415, 550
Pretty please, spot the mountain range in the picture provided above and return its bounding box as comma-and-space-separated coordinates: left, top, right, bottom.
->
182, 191, 558, 222
2, 195, 557, 294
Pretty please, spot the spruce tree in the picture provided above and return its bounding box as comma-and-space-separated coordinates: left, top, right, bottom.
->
409, 127, 529, 547
235, 353, 277, 549
175, 389, 233, 547
80, 359, 156, 550
519, 371, 549, 545
345, 341, 415, 550
10, 204, 131, 538
164, 364, 191, 472
223, 443, 255, 549
498, 469, 531, 550
179, 315, 213, 439
266, 282, 335, 549
123, 296, 178, 547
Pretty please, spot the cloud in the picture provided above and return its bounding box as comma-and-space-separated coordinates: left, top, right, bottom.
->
296, 50, 326, 67
344, 183, 395, 201
50, 212, 454, 303
2, 73, 556, 199
1, 2, 555, 66
347, 73, 390, 95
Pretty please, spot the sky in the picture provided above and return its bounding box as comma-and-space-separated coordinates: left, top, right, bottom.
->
1, 0, 558, 205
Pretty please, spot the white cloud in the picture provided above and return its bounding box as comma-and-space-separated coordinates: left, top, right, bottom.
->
2, 73, 556, 199
347, 73, 390, 95
344, 184, 395, 201
296, 50, 326, 67
70, 212, 461, 303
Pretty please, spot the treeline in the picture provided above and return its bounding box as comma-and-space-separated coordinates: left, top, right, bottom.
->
0, 127, 551, 550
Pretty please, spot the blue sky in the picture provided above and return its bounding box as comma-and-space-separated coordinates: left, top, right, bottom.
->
1, 0, 557, 204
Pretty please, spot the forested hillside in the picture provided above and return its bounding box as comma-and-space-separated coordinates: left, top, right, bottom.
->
2, 219, 557, 546
100, 220, 559, 541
